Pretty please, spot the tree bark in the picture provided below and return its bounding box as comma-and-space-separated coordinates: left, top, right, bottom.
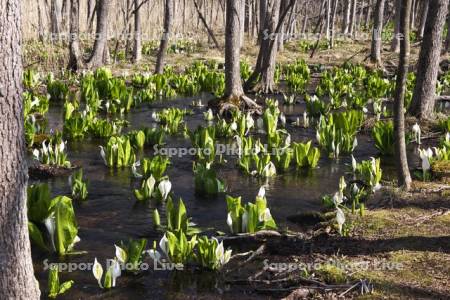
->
330, 0, 339, 48
417, 0, 429, 40
155, 0, 174, 74
342, 0, 351, 34
0, 0, 41, 298
258, 0, 268, 44
87, 0, 110, 68
393, 0, 412, 190
409, 0, 449, 119
225, 0, 245, 99
445, 2, 450, 52
391, 0, 401, 53
50, 0, 61, 42
133, 0, 142, 63
245, 0, 295, 93
370, 0, 385, 65
349, 0, 357, 36
68, 0, 83, 71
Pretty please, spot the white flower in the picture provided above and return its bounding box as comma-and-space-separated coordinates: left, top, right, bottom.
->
332, 191, 343, 206
316, 131, 321, 143
226, 213, 233, 233
158, 180, 172, 200
159, 234, 169, 258
339, 176, 347, 192
147, 249, 161, 262
303, 111, 309, 128
257, 186, 266, 198
259, 208, 272, 222
110, 259, 121, 287
58, 141, 65, 153
99, 146, 107, 165
93, 258, 104, 288
33, 149, 40, 160
131, 161, 142, 178
230, 122, 238, 131
352, 138, 358, 150
262, 161, 276, 177
44, 215, 56, 251
245, 113, 254, 132
418, 148, 432, 173
412, 123, 421, 145
242, 211, 248, 232
362, 107, 368, 114
336, 207, 346, 235
279, 113, 286, 127
204, 109, 214, 121
351, 155, 357, 172
68, 235, 81, 251
114, 245, 128, 264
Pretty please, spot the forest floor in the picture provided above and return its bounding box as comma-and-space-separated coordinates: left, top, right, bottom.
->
24, 38, 450, 299
216, 183, 450, 299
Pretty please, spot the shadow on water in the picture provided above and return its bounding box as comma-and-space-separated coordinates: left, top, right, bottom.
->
31, 94, 406, 298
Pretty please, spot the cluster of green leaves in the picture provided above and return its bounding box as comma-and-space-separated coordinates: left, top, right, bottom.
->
317, 110, 364, 158
372, 120, 394, 156
28, 184, 80, 255
100, 136, 136, 168
154, 108, 190, 135
283, 59, 310, 95
226, 191, 277, 234
69, 169, 88, 201
193, 162, 226, 197
32, 134, 71, 167
133, 155, 171, 202
48, 266, 74, 298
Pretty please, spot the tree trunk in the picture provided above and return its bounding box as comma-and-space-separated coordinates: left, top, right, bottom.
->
364, 0, 372, 28
349, 0, 357, 36
50, 0, 61, 42
330, 0, 339, 48
370, 0, 385, 65
258, 0, 268, 44
444, 2, 450, 52
240, 0, 246, 47
0, 0, 41, 298
245, 0, 295, 93
68, 0, 83, 71
155, 0, 174, 74
417, 0, 429, 40
391, 0, 401, 53
87, 0, 110, 68
393, 0, 412, 190
133, 0, 142, 63
409, 0, 449, 119
342, 0, 351, 34
225, 0, 245, 99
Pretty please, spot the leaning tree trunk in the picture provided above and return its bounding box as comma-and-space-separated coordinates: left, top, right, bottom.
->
417, 0, 429, 40
133, 0, 142, 63
370, 0, 386, 65
444, 2, 450, 52
244, 0, 295, 93
87, 0, 110, 68
155, 0, 174, 74
409, 0, 449, 119
225, 0, 245, 99
393, 0, 412, 191
342, 0, 351, 34
68, 0, 83, 71
391, 0, 401, 53
0, 0, 41, 299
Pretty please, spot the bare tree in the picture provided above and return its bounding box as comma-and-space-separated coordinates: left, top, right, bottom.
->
155, 0, 174, 74
0, 0, 41, 298
391, 0, 401, 53
68, 0, 83, 70
245, 0, 295, 93
342, 0, 351, 34
417, 0, 429, 40
224, 0, 245, 100
393, 0, 412, 191
409, 0, 449, 119
133, 0, 142, 62
87, 0, 111, 68
370, 0, 386, 65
